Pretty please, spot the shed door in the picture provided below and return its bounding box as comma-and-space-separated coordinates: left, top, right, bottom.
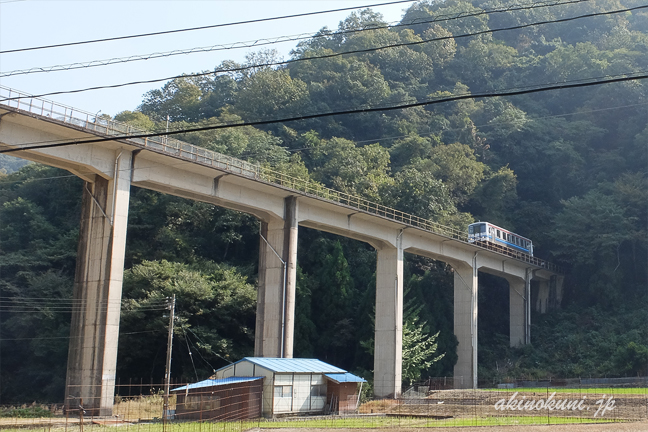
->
292, 375, 311, 412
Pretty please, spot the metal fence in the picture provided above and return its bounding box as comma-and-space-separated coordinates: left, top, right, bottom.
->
0, 378, 646, 431
0, 86, 560, 273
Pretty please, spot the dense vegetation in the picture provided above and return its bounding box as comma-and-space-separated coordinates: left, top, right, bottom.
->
0, 0, 646, 403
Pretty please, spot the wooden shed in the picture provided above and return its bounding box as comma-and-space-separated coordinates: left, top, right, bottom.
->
171, 376, 263, 420
213, 357, 366, 417
324, 373, 366, 414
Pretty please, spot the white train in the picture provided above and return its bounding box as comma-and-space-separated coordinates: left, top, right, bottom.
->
468, 222, 533, 256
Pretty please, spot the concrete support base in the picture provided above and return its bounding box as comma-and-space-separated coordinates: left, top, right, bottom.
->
453, 260, 477, 389
373, 245, 403, 398
255, 196, 298, 358
65, 151, 132, 416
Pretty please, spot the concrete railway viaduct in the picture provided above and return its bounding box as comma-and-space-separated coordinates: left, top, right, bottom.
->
0, 87, 562, 415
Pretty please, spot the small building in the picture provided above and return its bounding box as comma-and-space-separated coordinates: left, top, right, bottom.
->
325, 373, 366, 414
175, 357, 365, 418
171, 376, 263, 420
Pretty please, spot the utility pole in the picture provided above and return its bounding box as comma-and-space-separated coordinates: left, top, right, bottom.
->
163, 295, 176, 426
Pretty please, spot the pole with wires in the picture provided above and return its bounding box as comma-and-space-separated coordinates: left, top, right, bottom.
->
163, 294, 175, 426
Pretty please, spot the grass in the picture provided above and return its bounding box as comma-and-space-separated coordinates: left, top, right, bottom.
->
0, 414, 625, 432
485, 387, 648, 395
242, 415, 618, 428
0, 406, 53, 418
0, 416, 621, 432
113, 394, 175, 421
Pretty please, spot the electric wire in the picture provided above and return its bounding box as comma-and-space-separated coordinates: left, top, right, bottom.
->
1, 72, 645, 154
0, 174, 77, 185
350, 100, 648, 146
184, 329, 217, 373
186, 327, 233, 365
3, 64, 647, 152
2, 4, 644, 102
0, 330, 157, 342
0, 0, 417, 54
0, 0, 590, 77
180, 322, 200, 382
0, 296, 170, 313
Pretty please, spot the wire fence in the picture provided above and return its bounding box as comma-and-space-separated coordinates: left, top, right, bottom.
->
0, 85, 561, 273
0, 378, 645, 431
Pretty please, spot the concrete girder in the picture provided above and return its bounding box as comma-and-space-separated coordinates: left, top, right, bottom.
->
0, 119, 120, 182
298, 200, 400, 250
130, 156, 286, 221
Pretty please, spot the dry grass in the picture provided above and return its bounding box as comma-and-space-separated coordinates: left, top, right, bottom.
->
358, 399, 399, 414
112, 394, 176, 421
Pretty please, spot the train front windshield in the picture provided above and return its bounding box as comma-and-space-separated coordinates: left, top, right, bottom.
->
469, 224, 487, 234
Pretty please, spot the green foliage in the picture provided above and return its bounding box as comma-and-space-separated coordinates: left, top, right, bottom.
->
0, 406, 52, 418
402, 314, 445, 385
113, 110, 156, 131
119, 260, 257, 380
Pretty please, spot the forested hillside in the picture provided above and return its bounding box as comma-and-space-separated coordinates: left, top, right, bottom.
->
0, 0, 646, 403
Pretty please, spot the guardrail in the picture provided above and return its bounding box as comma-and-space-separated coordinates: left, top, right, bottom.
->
0, 86, 561, 273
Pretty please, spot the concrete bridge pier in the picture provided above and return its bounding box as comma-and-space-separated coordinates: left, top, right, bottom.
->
453, 258, 478, 389
255, 196, 298, 358
65, 151, 132, 416
373, 244, 404, 398
507, 274, 528, 347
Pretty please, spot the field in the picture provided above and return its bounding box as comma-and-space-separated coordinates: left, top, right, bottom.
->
0, 388, 645, 432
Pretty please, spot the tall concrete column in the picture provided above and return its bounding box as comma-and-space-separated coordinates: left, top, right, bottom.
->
65, 150, 132, 416
525, 269, 532, 344
453, 257, 477, 389
508, 277, 525, 347
373, 244, 403, 398
255, 196, 298, 358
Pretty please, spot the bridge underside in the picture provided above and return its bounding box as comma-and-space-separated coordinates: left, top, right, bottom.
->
0, 103, 562, 414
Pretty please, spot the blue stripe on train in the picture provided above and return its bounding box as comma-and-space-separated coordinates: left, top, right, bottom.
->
493, 238, 530, 254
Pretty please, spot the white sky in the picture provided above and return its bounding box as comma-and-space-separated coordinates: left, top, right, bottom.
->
0, 0, 413, 117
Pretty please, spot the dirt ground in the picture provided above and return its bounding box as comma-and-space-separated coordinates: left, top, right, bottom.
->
361, 390, 648, 422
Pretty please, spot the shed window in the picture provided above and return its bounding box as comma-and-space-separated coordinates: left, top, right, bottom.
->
311, 384, 326, 397
274, 385, 292, 398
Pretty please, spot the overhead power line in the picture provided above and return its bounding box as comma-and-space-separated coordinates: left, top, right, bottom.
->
0, 330, 157, 342
0, 0, 589, 77
2, 73, 645, 154
0, 0, 416, 54
2, 4, 644, 102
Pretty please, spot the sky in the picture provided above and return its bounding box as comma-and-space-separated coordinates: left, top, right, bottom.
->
0, 0, 415, 117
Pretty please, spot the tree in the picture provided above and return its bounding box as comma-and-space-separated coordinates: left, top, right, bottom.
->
113, 111, 155, 131
402, 315, 445, 385
119, 260, 256, 380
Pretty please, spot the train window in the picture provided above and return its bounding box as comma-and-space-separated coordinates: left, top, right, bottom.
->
497, 230, 501, 238
469, 226, 474, 234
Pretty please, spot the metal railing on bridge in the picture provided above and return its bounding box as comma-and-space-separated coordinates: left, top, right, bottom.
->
0, 86, 561, 273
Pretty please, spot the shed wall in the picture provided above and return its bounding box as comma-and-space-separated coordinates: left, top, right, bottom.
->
326, 382, 359, 414
174, 380, 262, 420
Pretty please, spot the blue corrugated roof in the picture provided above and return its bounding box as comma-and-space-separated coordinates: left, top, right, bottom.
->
325, 373, 367, 384
238, 357, 347, 373
171, 376, 262, 392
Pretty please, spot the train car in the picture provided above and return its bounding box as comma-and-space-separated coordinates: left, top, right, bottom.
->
468, 222, 533, 256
